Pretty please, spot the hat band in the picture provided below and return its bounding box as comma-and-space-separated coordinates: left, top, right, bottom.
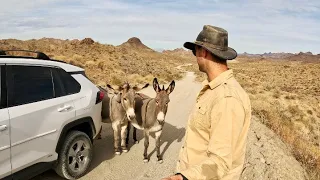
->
195, 41, 228, 51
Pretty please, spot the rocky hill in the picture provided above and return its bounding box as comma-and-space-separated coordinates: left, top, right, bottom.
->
0, 37, 193, 86
238, 52, 320, 62
239, 52, 296, 59
285, 52, 320, 62
118, 37, 154, 52
163, 48, 320, 63
162, 48, 193, 58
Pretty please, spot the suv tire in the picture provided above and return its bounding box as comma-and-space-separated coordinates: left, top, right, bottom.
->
54, 131, 93, 179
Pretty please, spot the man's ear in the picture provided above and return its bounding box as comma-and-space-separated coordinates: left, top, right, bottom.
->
204, 48, 212, 59
198, 47, 206, 58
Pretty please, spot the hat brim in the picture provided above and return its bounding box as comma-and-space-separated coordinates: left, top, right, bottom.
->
184, 41, 237, 60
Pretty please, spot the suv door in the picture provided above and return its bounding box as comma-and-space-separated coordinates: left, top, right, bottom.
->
6, 65, 76, 174
0, 65, 12, 179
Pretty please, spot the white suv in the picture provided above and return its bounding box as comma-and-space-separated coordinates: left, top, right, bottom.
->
0, 50, 103, 180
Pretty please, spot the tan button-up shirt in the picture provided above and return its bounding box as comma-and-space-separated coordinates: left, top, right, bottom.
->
176, 69, 252, 180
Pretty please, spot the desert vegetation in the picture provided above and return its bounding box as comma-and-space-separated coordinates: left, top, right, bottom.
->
1, 37, 319, 179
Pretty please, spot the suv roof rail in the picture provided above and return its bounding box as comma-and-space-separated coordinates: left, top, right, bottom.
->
0, 50, 50, 60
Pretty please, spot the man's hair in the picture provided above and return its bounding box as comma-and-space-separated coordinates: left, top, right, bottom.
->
211, 52, 227, 63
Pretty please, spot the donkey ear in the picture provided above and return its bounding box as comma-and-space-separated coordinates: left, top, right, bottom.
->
115, 93, 122, 103
166, 80, 175, 95
133, 83, 149, 91
98, 85, 107, 93
153, 78, 160, 93
106, 84, 117, 93
106, 84, 113, 90
118, 84, 124, 92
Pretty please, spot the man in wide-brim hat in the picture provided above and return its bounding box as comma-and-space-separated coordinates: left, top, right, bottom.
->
162, 25, 252, 180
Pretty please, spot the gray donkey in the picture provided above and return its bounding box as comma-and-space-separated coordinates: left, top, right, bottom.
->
106, 82, 149, 155
127, 78, 175, 163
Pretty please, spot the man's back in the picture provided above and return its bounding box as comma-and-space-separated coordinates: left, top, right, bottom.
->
221, 71, 251, 179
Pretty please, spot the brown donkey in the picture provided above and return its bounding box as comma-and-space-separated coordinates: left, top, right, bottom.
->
106, 82, 149, 155
127, 78, 175, 163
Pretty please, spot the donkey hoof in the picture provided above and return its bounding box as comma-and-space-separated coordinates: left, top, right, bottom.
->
158, 159, 164, 164
135, 141, 139, 144
115, 151, 121, 155
121, 146, 128, 153
143, 159, 149, 163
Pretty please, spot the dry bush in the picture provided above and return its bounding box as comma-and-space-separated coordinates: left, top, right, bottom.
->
272, 93, 280, 99
307, 110, 313, 115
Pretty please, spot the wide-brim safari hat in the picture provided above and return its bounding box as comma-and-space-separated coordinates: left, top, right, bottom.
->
184, 25, 237, 60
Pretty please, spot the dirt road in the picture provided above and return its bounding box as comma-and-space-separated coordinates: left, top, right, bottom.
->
33, 70, 308, 180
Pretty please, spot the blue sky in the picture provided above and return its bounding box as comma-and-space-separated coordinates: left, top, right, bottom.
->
1, 0, 320, 54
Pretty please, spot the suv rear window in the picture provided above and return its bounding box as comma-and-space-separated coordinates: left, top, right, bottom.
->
53, 68, 81, 96
8, 66, 54, 107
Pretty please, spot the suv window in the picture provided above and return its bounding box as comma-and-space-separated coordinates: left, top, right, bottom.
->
54, 68, 81, 95
1, 66, 7, 109
52, 68, 65, 98
8, 66, 54, 107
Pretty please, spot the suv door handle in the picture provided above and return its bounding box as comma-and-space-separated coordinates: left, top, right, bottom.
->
0, 125, 7, 131
57, 105, 72, 112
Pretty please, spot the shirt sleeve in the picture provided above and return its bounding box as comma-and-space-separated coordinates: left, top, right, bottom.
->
180, 97, 245, 180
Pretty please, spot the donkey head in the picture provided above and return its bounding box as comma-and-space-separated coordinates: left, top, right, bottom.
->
107, 82, 149, 120
152, 78, 175, 122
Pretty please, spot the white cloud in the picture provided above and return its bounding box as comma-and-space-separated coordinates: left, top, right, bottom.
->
1, 0, 319, 54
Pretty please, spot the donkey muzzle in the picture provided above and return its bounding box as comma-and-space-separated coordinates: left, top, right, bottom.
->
127, 108, 136, 120
157, 111, 165, 122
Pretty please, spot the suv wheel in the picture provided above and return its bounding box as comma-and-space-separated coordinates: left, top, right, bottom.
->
55, 131, 93, 179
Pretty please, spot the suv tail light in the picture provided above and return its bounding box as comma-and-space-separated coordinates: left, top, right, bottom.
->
96, 90, 104, 104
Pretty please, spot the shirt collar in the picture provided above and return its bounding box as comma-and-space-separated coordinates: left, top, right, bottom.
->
202, 69, 233, 90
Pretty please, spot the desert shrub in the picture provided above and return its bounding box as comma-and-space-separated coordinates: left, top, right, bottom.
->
307, 110, 313, 115
273, 93, 280, 99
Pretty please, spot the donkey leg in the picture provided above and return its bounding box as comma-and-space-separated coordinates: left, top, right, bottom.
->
143, 131, 150, 163
133, 127, 138, 144
121, 125, 128, 153
97, 127, 102, 139
112, 121, 121, 155
126, 122, 131, 146
155, 130, 163, 163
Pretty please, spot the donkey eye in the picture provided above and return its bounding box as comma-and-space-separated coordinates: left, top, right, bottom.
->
124, 98, 127, 101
